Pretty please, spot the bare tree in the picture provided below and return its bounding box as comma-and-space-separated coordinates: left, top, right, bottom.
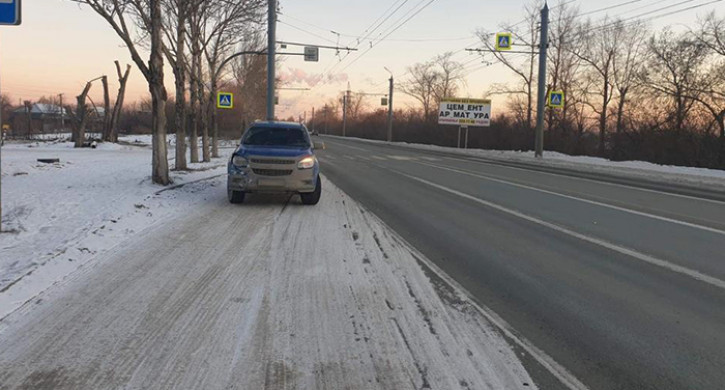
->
161, 0, 190, 170
401, 62, 438, 121
431, 52, 465, 105
202, 0, 265, 158
233, 32, 267, 131
74, 0, 170, 185
67, 82, 92, 147
477, 1, 541, 129
547, 2, 582, 132
644, 29, 709, 134
693, 12, 725, 138
187, 0, 208, 163
612, 22, 649, 135
573, 17, 622, 155
108, 61, 132, 143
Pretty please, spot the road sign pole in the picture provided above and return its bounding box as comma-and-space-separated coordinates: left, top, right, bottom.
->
534, 3, 549, 158
464, 126, 469, 149
266, 0, 276, 121
457, 126, 462, 149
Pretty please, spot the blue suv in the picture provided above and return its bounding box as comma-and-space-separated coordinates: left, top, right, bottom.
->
228, 122, 324, 205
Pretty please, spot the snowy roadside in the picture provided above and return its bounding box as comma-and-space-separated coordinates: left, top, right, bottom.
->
0, 171, 539, 389
0, 140, 231, 319
323, 136, 725, 191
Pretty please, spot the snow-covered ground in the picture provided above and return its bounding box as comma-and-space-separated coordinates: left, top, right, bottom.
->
0, 139, 540, 388
325, 136, 725, 191
0, 139, 231, 319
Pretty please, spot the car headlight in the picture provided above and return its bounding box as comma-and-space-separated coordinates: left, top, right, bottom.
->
297, 156, 316, 169
232, 155, 248, 168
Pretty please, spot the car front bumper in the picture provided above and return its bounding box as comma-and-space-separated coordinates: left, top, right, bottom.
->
227, 165, 317, 194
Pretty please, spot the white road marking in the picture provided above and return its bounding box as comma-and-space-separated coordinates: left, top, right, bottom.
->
418, 161, 725, 237
371, 155, 388, 161
325, 140, 369, 152
405, 238, 591, 390
387, 155, 416, 161
394, 170, 725, 291
447, 156, 725, 205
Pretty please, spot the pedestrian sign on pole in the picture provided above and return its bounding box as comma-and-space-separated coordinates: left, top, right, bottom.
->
217, 92, 233, 109
0, 0, 21, 26
548, 91, 565, 108
495, 33, 512, 51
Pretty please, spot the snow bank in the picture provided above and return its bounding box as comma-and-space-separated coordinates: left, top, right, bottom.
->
326, 136, 725, 190
0, 142, 229, 318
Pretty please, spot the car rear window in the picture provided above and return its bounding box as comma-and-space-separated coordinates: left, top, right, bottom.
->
242, 126, 310, 147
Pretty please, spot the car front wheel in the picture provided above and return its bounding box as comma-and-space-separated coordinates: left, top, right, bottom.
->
300, 176, 322, 205
228, 189, 246, 204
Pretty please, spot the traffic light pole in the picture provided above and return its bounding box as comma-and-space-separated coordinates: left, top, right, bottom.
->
534, 3, 549, 158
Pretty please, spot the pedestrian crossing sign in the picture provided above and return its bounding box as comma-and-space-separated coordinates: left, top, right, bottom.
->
548, 91, 565, 108
495, 33, 512, 51
217, 92, 234, 109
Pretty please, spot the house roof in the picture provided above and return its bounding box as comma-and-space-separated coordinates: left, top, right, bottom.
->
13, 103, 67, 116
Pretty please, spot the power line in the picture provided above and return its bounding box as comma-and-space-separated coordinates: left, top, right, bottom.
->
338, 0, 439, 73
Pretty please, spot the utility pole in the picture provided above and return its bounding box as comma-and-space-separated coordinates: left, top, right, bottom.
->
266, 0, 277, 121
59, 93, 64, 131
385, 67, 394, 142
534, 2, 549, 158
311, 107, 315, 132
342, 83, 350, 137
323, 105, 328, 135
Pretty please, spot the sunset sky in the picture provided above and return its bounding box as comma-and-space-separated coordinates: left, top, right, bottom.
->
0, 0, 719, 119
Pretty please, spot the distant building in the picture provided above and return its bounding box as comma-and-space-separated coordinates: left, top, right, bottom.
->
10, 103, 68, 137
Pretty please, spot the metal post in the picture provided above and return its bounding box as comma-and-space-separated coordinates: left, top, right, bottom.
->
464, 126, 469, 149
457, 126, 461, 149
387, 76, 394, 142
342, 94, 347, 137
59, 93, 64, 132
311, 107, 315, 132
266, 0, 276, 121
534, 3, 549, 158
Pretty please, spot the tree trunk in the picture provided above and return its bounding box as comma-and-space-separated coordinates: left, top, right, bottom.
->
198, 59, 210, 162
110, 61, 131, 143
210, 88, 219, 158
209, 63, 219, 158
150, 0, 170, 185
173, 7, 188, 171
615, 88, 628, 134
101, 76, 111, 141
598, 80, 610, 156
75, 82, 93, 148
189, 48, 200, 163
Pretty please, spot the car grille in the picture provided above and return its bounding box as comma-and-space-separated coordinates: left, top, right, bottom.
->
252, 168, 293, 177
250, 158, 296, 165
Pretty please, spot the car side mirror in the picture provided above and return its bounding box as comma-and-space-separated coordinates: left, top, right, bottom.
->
313, 141, 326, 150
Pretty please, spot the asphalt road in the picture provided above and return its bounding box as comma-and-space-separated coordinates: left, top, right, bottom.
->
318, 136, 725, 390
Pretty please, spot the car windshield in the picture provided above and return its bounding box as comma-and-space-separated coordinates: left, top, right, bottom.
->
242, 126, 310, 147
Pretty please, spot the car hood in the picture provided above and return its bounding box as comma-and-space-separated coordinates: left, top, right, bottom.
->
237, 145, 312, 158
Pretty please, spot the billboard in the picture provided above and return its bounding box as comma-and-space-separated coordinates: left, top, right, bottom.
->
438, 98, 491, 127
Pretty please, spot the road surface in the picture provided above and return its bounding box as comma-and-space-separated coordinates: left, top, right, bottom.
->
319, 136, 725, 390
